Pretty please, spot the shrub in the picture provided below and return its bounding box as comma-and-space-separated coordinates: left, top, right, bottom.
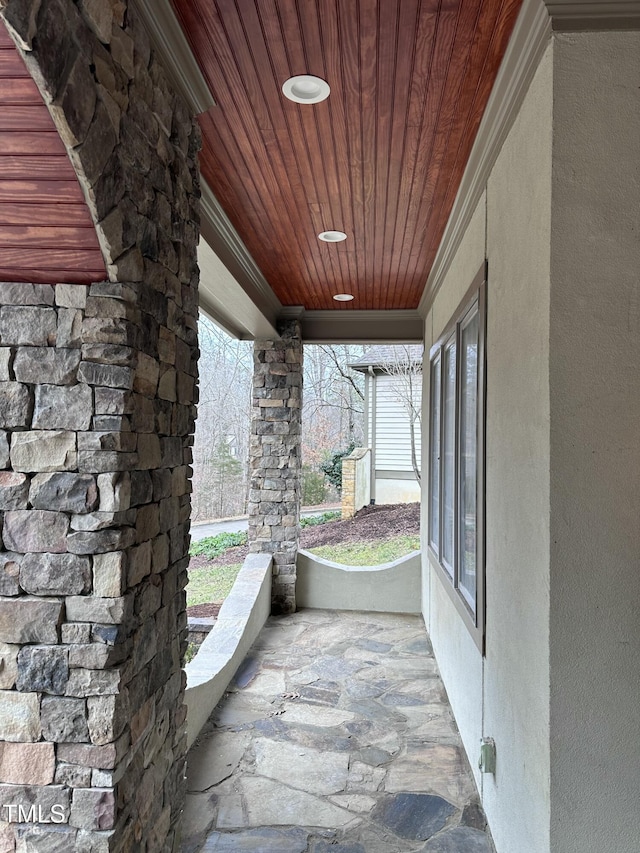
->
302, 465, 327, 505
300, 511, 341, 528
320, 444, 355, 494
189, 531, 247, 559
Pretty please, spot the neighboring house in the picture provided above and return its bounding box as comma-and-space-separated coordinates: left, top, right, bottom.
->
0, 3, 638, 853
350, 345, 423, 505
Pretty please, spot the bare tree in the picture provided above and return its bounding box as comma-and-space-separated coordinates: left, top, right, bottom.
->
377, 345, 423, 484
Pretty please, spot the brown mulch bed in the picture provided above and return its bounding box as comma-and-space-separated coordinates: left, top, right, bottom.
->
186, 503, 420, 619
299, 502, 420, 549
187, 602, 222, 619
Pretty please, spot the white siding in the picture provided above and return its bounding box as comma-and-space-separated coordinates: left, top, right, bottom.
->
374, 373, 421, 473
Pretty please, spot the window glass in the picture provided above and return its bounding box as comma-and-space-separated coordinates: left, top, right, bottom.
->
429, 354, 441, 549
458, 308, 478, 610
442, 339, 456, 572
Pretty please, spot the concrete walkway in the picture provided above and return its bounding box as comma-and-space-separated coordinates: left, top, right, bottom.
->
190, 507, 341, 543
181, 610, 495, 853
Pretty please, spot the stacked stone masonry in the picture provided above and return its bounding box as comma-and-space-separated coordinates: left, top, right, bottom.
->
0, 1, 201, 850
248, 321, 303, 615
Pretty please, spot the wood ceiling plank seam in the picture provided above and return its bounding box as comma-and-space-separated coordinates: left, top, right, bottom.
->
0, 130, 69, 156
293, 0, 349, 305
380, 0, 425, 308
200, 127, 278, 264
200, 124, 298, 303
0, 104, 53, 132
335, 0, 367, 307
424, 0, 522, 265
0, 202, 98, 225
312, 2, 355, 304
252, 0, 335, 308
394, 2, 465, 297
0, 81, 44, 105
379, 0, 422, 310
0, 225, 101, 250
0, 154, 77, 181
266, 0, 326, 307
0, 269, 107, 285
388, 2, 445, 308
398, 3, 465, 273
0, 181, 91, 205
197, 3, 316, 305
213, 0, 327, 306
358, 0, 380, 309
371, 0, 401, 309
403, 0, 485, 288
421, 0, 512, 269
382, 0, 438, 300
0, 247, 106, 270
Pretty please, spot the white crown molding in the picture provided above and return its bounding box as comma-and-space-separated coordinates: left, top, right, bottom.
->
419, 0, 552, 316
547, 1, 640, 29
299, 310, 424, 343
131, 0, 215, 114
199, 179, 282, 324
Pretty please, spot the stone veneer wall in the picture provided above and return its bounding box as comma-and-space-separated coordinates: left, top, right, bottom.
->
248, 321, 303, 614
0, 2, 200, 851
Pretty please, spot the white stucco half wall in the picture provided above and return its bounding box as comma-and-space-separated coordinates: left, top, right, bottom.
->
296, 548, 421, 614
184, 553, 272, 748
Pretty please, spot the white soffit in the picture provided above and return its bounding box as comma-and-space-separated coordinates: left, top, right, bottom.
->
132, 0, 215, 114
419, 0, 640, 316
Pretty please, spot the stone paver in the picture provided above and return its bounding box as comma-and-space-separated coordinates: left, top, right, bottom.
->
182, 610, 495, 853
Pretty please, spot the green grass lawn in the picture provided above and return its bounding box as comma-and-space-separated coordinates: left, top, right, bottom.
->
308, 534, 420, 566
186, 561, 243, 607
186, 518, 420, 608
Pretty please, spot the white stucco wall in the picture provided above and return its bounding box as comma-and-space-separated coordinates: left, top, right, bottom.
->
423, 44, 554, 853
548, 31, 640, 853
423, 189, 487, 795
423, 26, 640, 853
483, 42, 553, 853
374, 477, 421, 505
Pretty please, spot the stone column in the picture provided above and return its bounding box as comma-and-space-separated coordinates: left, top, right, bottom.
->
248, 320, 303, 614
0, 280, 198, 851
0, 0, 201, 848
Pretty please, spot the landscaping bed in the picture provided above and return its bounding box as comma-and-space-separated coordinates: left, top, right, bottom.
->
187, 502, 420, 619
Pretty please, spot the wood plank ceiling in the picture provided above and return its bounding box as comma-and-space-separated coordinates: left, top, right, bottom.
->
174, 0, 522, 310
0, 22, 106, 285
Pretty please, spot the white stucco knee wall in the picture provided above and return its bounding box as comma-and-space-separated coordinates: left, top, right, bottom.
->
184, 553, 272, 748
296, 548, 421, 613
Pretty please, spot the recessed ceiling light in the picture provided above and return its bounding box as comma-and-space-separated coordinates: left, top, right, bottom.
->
282, 75, 330, 104
318, 230, 347, 243
333, 293, 354, 302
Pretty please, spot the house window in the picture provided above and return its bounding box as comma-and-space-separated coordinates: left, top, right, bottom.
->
428, 264, 486, 651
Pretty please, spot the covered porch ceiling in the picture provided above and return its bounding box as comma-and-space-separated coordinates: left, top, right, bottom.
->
167, 0, 523, 339
0, 0, 527, 341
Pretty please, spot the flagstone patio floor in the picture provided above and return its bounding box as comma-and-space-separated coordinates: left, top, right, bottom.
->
181, 609, 495, 853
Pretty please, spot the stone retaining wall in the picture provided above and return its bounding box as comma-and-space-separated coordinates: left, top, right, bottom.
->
248, 321, 303, 614
0, 1, 200, 850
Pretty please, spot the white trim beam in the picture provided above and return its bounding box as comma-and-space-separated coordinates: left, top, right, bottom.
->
297, 310, 424, 343
547, 1, 640, 28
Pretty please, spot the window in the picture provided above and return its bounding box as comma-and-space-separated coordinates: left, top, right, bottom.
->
428, 264, 486, 651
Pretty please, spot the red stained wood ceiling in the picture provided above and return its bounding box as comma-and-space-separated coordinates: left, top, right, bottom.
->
0, 22, 106, 286
174, 0, 521, 310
